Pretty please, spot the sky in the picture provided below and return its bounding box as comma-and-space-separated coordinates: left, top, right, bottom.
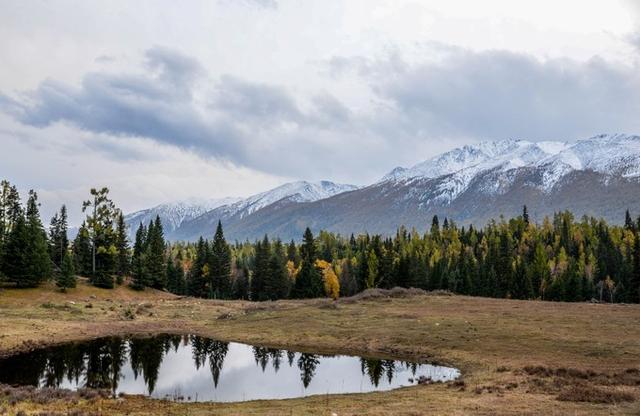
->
1, 0, 640, 225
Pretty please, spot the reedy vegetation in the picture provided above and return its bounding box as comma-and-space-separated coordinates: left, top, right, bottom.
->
0, 179, 639, 304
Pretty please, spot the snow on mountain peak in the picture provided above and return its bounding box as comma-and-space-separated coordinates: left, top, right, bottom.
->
225, 180, 359, 219
381, 134, 640, 202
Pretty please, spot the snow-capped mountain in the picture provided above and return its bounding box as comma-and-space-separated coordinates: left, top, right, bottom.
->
128, 134, 640, 241
162, 181, 358, 240
381, 134, 640, 204
219, 180, 359, 220
124, 197, 241, 238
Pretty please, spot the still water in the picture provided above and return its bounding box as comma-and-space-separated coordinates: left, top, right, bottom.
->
0, 335, 459, 402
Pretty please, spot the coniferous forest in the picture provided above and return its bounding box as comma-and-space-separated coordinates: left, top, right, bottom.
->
1, 179, 639, 304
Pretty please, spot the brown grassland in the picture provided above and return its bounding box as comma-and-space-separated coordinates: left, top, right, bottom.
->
0, 278, 639, 415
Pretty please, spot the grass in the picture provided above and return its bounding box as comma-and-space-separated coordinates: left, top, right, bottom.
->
0, 279, 639, 414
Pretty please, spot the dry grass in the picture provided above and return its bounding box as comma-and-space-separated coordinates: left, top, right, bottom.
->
0, 279, 639, 415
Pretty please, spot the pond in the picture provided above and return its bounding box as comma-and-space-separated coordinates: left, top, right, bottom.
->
0, 335, 459, 402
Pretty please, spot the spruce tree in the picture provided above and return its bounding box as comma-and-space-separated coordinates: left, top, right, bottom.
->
82, 188, 119, 288
115, 212, 130, 284
251, 235, 271, 301
188, 237, 209, 297
146, 216, 166, 289
3, 215, 30, 287
48, 205, 69, 269
25, 191, 51, 286
264, 240, 289, 300
57, 251, 76, 292
291, 228, 323, 298
210, 221, 231, 299
130, 223, 149, 290
72, 222, 93, 276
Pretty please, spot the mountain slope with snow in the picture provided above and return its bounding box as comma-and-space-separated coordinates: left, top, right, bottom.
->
167, 180, 359, 240
127, 134, 640, 241
381, 134, 640, 204
124, 197, 241, 238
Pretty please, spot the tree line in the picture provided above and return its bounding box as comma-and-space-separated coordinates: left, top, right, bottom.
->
1, 179, 639, 304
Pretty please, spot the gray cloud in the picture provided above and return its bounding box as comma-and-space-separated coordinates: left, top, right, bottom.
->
0, 47, 361, 179
352, 47, 640, 140
3, 44, 640, 187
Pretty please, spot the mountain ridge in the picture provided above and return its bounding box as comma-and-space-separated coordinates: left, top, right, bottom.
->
126, 134, 640, 241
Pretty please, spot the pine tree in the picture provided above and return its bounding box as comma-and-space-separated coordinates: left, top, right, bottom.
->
3, 215, 30, 287
48, 205, 68, 269
166, 258, 185, 295
291, 228, 323, 298
523, 205, 530, 226
233, 260, 250, 300
57, 251, 76, 292
251, 235, 271, 301
264, 240, 289, 300
210, 221, 231, 299
24, 191, 51, 286
82, 188, 119, 288
146, 216, 166, 289
625, 209, 635, 231
115, 212, 129, 284
188, 238, 209, 297
72, 222, 93, 276
130, 223, 149, 291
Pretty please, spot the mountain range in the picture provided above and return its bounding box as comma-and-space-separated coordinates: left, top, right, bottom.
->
125, 134, 640, 242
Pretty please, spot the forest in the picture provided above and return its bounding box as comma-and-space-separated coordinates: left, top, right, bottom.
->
1, 179, 639, 304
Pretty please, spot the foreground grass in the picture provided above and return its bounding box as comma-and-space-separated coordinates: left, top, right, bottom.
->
0, 279, 639, 415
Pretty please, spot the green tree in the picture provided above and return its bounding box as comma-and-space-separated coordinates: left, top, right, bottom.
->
82, 188, 119, 288
146, 216, 166, 289
209, 221, 231, 299
251, 235, 271, 301
48, 205, 69, 269
72, 222, 93, 276
57, 251, 76, 292
264, 240, 290, 300
25, 191, 51, 286
291, 228, 323, 298
115, 212, 130, 284
130, 223, 149, 291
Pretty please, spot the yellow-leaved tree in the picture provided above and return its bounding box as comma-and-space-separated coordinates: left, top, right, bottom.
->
315, 259, 340, 300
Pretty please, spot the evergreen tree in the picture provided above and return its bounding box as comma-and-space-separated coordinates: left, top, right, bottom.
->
251, 235, 271, 301
57, 251, 76, 292
233, 260, 250, 300
72, 222, 93, 276
188, 238, 209, 297
130, 223, 149, 291
210, 221, 231, 299
82, 188, 119, 288
146, 216, 166, 289
166, 258, 185, 295
264, 240, 290, 300
48, 205, 69, 269
25, 191, 51, 286
3, 215, 30, 287
115, 212, 129, 284
523, 205, 530, 226
291, 228, 323, 298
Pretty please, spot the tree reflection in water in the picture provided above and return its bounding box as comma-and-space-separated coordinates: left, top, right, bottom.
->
0, 335, 442, 396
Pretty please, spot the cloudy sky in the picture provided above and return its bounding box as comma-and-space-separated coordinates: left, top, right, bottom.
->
1, 0, 640, 225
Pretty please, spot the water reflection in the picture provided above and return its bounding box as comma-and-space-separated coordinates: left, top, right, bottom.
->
0, 335, 459, 402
